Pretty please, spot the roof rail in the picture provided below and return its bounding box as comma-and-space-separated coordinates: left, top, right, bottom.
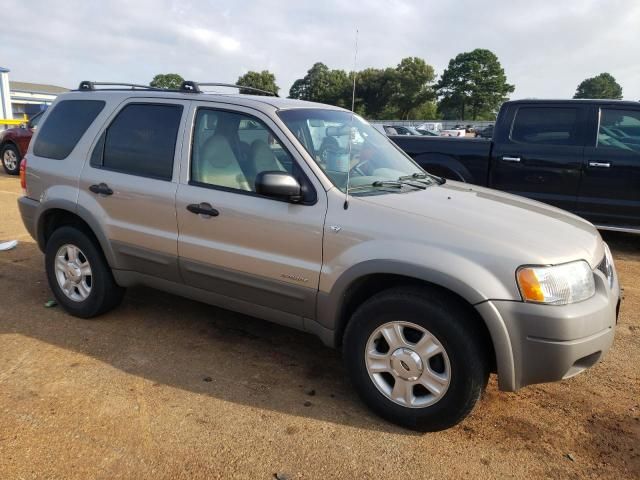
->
77, 81, 166, 91
179, 81, 279, 97
75, 80, 279, 97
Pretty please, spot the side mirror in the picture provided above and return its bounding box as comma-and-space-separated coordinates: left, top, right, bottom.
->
255, 171, 302, 203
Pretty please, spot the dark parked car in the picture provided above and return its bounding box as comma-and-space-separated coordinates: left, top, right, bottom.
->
415, 128, 439, 136
389, 125, 419, 136
476, 124, 494, 138
391, 99, 640, 232
0, 111, 44, 175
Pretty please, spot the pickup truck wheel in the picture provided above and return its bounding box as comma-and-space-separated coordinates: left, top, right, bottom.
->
45, 226, 125, 318
1, 144, 20, 175
343, 287, 489, 431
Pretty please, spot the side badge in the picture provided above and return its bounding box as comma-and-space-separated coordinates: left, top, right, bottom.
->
329, 225, 342, 233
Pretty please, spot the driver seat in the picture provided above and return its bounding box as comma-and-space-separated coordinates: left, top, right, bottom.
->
197, 134, 250, 191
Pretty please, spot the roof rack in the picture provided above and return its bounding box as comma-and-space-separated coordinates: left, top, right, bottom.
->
76, 80, 279, 97
180, 81, 279, 97
77, 81, 167, 91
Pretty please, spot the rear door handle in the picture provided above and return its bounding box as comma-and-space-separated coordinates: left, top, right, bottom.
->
502, 156, 521, 163
187, 202, 219, 217
89, 183, 113, 196
588, 162, 611, 168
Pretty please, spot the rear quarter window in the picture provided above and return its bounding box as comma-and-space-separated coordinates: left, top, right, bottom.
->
510, 107, 579, 146
33, 100, 105, 159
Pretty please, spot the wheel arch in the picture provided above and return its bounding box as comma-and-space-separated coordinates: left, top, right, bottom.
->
412, 153, 471, 182
37, 204, 116, 267
317, 261, 498, 373
1, 139, 19, 151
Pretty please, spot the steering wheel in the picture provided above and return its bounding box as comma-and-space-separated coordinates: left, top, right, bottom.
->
318, 138, 340, 166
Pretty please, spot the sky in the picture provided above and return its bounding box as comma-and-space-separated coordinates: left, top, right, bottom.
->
3, 0, 639, 101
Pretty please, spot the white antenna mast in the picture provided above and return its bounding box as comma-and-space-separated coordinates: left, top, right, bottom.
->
344, 29, 359, 210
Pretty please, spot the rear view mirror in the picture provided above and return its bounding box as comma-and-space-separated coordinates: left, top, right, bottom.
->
326, 125, 350, 137
255, 171, 302, 203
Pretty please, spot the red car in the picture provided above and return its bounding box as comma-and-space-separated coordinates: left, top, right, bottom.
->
0, 111, 43, 175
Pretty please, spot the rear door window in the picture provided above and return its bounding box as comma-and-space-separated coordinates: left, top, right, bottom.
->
94, 103, 183, 180
510, 107, 580, 146
33, 100, 105, 159
597, 108, 640, 153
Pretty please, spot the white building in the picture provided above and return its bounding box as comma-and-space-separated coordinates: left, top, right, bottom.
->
0, 66, 67, 124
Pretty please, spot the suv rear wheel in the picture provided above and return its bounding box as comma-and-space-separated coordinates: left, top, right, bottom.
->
1, 144, 20, 175
343, 287, 489, 431
45, 226, 125, 317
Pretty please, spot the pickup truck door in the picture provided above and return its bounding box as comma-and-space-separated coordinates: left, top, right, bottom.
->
577, 105, 640, 229
489, 104, 588, 212
175, 102, 326, 330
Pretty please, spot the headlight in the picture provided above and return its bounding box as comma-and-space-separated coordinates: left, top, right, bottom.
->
516, 260, 595, 305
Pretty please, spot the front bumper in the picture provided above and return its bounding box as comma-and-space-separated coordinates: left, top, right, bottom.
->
477, 265, 620, 391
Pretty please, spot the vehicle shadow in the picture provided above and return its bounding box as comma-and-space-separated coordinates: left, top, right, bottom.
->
0, 241, 416, 435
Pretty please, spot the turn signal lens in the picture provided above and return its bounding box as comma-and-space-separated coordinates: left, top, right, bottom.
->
516, 261, 595, 305
516, 268, 545, 302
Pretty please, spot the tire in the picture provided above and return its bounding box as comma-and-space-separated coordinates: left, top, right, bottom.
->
343, 287, 489, 431
45, 226, 125, 318
1, 144, 21, 175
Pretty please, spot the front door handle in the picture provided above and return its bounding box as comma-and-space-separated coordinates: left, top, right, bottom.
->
502, 156, 521, 163
588, 162, 611, 168
89, 183, 113, 196
187, 202, 219, 217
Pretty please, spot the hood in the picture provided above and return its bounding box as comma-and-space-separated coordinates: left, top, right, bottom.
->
356, 180, 603, 268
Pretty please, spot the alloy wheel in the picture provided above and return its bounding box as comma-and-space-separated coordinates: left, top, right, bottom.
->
54, 244, 93, 302
3, 149, 18, 172
365, 321, 451, 408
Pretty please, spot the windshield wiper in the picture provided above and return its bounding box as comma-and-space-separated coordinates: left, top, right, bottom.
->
373, 179, 426, 190
399, 172, 446, 185
399, 172, 428, 180
347, 180, 423, 192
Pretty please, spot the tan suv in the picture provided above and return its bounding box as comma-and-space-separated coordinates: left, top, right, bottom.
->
18, 81, 620, 431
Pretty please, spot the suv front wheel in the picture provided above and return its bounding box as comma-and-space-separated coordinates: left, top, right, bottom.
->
45, 226, 125, 317
343, 287, 489, 431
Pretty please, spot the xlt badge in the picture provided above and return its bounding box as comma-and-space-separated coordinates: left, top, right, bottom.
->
281, 273, 309, 283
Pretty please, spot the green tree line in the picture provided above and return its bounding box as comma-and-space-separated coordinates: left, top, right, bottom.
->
150, 49, 625, 120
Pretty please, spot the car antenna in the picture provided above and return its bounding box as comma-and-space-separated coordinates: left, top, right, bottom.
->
344, 29, 359, 210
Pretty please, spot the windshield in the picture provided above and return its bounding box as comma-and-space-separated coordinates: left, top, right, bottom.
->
278, 109, 434, 192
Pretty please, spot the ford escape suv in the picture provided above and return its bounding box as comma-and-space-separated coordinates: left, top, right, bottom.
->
18, 81, 620, 431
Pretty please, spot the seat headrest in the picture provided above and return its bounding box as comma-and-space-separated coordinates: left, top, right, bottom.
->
202, 134, 236, 168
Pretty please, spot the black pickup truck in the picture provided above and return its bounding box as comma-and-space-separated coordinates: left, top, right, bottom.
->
391, 99, 640, 232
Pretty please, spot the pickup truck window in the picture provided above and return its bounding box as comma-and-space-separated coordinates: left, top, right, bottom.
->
598, 108, 640, 153
511, 107, 579, 146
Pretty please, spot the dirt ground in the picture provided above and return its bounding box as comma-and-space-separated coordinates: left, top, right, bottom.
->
0, 172, 638, 480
